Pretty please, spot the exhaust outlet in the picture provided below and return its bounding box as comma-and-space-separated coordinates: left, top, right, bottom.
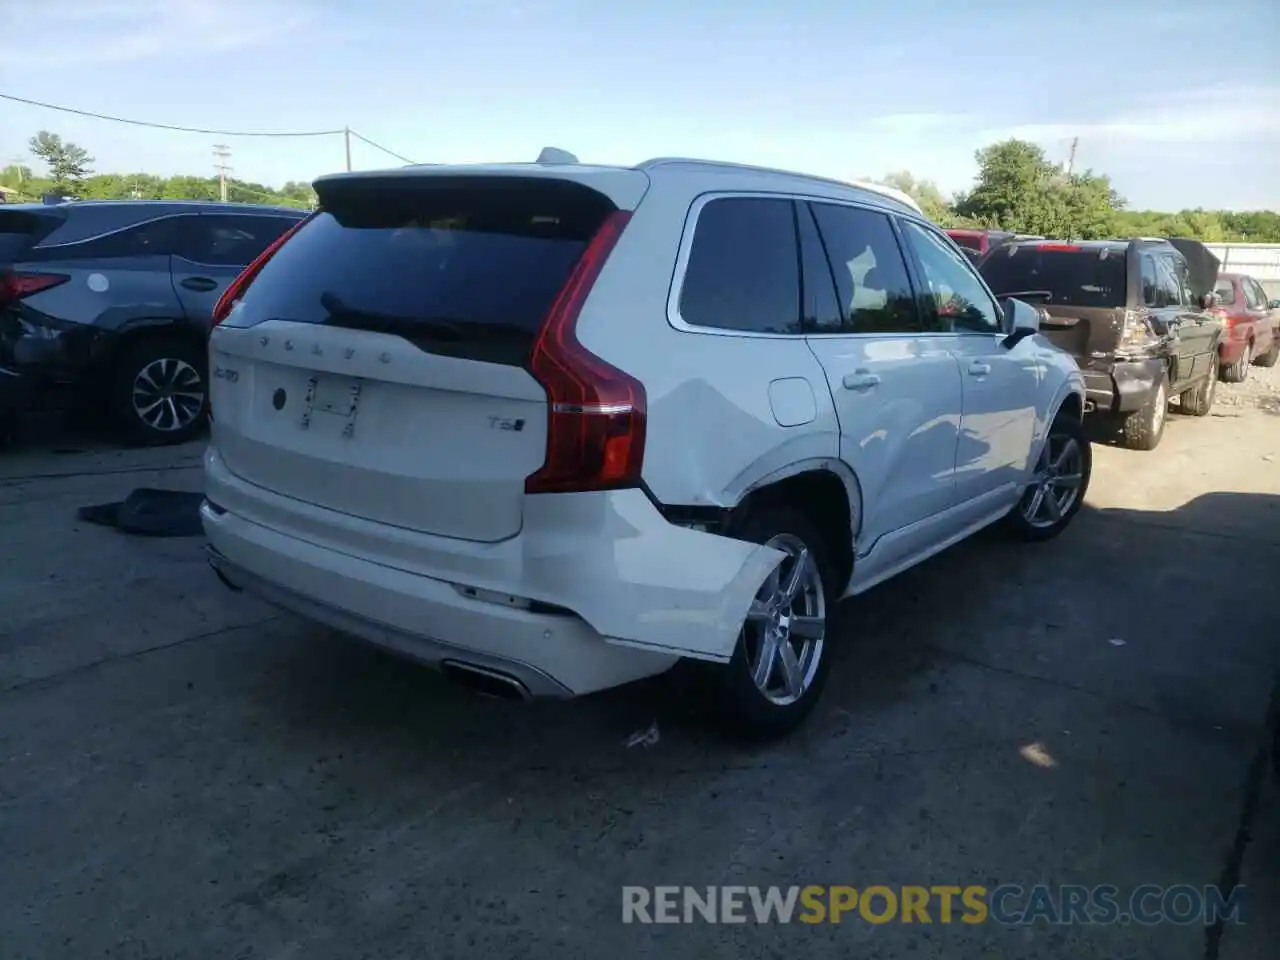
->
440, 661, 532, 701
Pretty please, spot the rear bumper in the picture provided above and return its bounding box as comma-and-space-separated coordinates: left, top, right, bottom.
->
201, 448, 784, 694
1081, 357, 1164, 414
1218, 337, 1248, 365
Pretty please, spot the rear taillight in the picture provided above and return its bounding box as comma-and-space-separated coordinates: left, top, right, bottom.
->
1036, 243, 1081, 252
0, 271, 69, 305
212, 214, 313, 325
524, 211, 644, 495
1119, 309, 1156, 350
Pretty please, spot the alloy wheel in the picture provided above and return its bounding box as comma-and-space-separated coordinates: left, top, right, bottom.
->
1020, 432, 1085, 529
742, 533, 826, 706
132, 357, 206, 432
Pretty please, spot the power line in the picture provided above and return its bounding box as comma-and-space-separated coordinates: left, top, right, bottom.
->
0, 92, 344, 137
349, 129, 416, 165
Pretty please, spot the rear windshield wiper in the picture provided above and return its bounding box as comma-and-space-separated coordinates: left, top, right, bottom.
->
319, 291, 464, 341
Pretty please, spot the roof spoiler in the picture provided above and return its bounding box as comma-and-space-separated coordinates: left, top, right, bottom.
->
1165, 238, 1220, 299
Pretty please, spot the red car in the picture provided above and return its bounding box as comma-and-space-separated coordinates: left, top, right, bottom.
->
1211, 272, 1280, 381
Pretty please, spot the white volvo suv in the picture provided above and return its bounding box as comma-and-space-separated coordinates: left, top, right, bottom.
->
201, 154, 1089, 739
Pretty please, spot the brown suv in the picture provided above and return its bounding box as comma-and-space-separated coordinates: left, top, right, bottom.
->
977, 238, 1223, 451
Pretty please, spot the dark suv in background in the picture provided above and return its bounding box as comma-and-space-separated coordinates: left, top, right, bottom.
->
978, 237, 1222, 451
1, 200, 306, 444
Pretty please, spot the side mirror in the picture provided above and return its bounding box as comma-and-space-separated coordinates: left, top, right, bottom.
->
1001, 298, 1040, 348
1270, 299, 1280, 310
1199, 292, 1217, 310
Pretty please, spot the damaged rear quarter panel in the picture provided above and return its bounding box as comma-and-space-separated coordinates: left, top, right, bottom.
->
520, 490, 786, 663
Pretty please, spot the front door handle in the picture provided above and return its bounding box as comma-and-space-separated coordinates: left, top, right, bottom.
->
180, 277, 219, 292
842, 370, 881, 391
968, 361, 992, 376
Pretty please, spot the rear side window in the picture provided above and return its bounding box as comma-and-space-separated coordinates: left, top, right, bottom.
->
1152, 256, 1182, 308
1241, 277, 1263, 309
1142, 256, 1160, 306
178, 214, 301, 266
980, 246, 1126, 309
809, 202, 921, 334
238, 179, 615, 366
679, 197, 800, 334
1214, 278, 1237, 306
45, 216, 180, 260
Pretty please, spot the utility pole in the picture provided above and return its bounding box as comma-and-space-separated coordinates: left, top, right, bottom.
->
213, 143, 232, 202
344, 127, 352, 172
1065, 137, 1079, 177
7, 157, 23, 184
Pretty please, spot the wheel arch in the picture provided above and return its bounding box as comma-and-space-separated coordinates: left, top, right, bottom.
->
728, 459, 861, 596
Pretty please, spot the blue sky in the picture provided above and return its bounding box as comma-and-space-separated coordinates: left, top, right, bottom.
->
3, 0, 1278, 210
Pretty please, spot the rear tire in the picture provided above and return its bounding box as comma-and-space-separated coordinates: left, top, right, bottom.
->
1004, 412, 1091, 542
1119, 372, 1168, 451
1255, 336, 1279, 369
700, 504, 836, 742
1221, 342, 1252, 383
1179, 353, 1218, 417
109, 337, 209, 446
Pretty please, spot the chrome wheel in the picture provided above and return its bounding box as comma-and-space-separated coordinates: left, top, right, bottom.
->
132, 358, 205, 432
742, 533, 826, 706
1021, 432, 1085, 529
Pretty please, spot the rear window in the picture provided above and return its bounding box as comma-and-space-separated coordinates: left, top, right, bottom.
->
237, 178, 616, 366
1214, 279, 1237, 306
979, 246, 1127, 309
947, 232, 983, 253
0, 211, 58, 262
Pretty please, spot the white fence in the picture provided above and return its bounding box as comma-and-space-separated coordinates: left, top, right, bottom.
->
1203, 244, 1280, 300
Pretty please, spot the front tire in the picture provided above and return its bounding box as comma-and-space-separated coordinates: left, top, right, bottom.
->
109, 338, 209, 446
703, 505, 836, 742
1004, 412, 1091, 542
1179, 353, 1218, 417
1120, 372, 1168, 451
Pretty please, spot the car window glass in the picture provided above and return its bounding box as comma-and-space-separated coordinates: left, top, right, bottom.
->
900, 219, 1001, 333
1171, 256, 1195, 306
1213, 278, 1237, 306
1152, 256, 1181, 308
1142, 255, 1160, 307
809, 203, 921, 334
1253, 279, 1274, 308
795, 203, 842, 332
59, 216, 180, 259
1241, 278, 1262, 309
180, 214, 299, 266
679, 197, 801, 334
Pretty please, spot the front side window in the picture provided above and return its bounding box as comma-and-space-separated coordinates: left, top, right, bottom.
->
679, 197, 801, 334
808, 202, 921, 334
900, 220, 1001, 333
180, 214, 299, 266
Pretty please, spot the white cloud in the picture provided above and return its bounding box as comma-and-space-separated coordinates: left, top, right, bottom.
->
979, 85, 1280, 145
0, 0, 320, 68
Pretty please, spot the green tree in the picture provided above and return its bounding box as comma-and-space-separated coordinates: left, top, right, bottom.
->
27, 130, 95, 190
871, 170, 959, 225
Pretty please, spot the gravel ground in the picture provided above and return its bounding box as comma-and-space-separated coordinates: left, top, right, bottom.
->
1, 364, 1277, 960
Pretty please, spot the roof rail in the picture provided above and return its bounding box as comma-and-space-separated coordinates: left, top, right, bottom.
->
635, 157, 924, 215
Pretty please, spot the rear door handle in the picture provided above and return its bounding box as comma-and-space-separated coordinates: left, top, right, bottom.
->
180, 277, 219, 292
842, 370, 880, 391
968, 361, 992, 376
